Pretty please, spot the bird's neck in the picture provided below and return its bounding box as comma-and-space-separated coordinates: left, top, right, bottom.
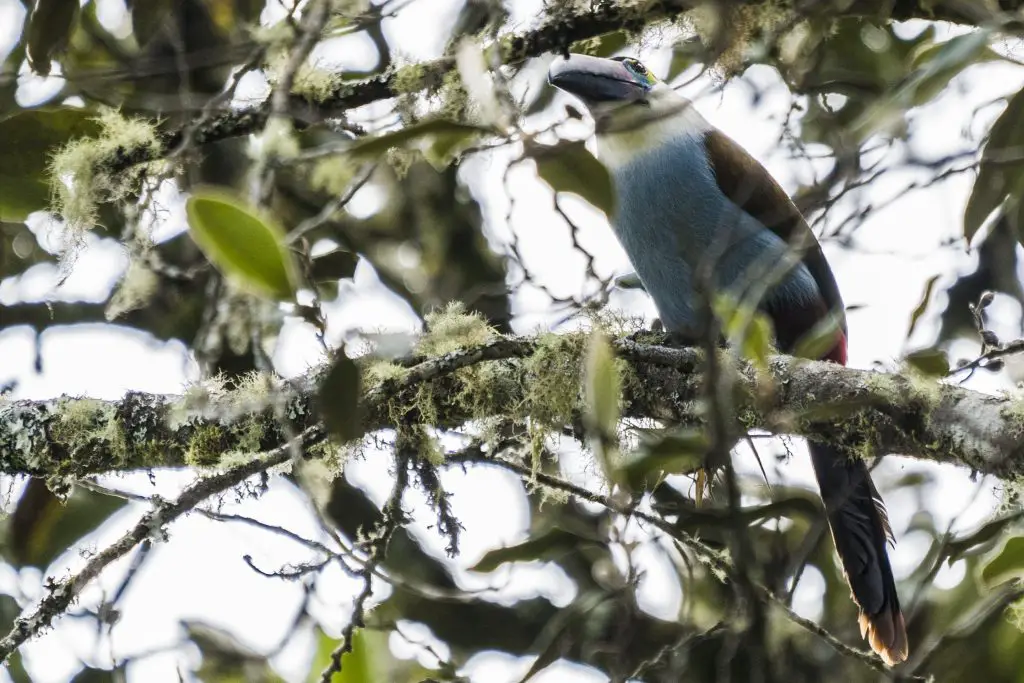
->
595, 94, 710, 170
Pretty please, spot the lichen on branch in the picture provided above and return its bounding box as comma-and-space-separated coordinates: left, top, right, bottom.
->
49, 109, 165, 240
49, 0, 1005, 192
3, 310, 1023, 481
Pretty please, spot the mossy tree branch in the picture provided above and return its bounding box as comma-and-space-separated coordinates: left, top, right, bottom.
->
2, 334, 1022, 480
93, 0, 1020, 178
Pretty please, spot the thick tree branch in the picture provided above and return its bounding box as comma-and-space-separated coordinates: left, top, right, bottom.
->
2, 335, 1022, 480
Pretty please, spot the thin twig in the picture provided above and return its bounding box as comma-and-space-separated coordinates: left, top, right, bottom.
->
0, 428, 320, 662
319, 450, 410, 681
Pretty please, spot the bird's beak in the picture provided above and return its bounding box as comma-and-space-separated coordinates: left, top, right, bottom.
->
547, 54, 646, 105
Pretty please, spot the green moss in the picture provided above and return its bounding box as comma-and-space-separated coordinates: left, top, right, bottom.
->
864, 372, 908, 406
864, 368, 942, 442
523, 331, 587, 427
392, 63, 432, 94
167, 376, 230, 428
458, 361, 516, 424
217, 449, 263, 472
106, 258, 158, 321
384, 147, 421, 178
519, 331, 588, 469
999, 394, 1024, 441
265, 51, 344, 103
259, 117, 300, 160
997, 473, 1024, 515
250, 19, 295, 47
412, 382, 441, 427
361, 358, 410, 426
331, 0, 370, 13
357, 308, 637, 476
686, 1, 793, 77
294, 457, 336, 508
307, 438, 348, 474
225, 372, 274, 417
399, 425, 445, 466
309, 156, 358, 196
50, 398, 107, 446
50, 398, 128, 471
902, 368, 944, 411
229, 415, 266, 454
186, 424, 224, 467
1010, 596, 1024, 633
805, 369, 951, 464
363, 359, 407, 389
437, 69, 470, 122
417, 302, 497, 356
170, 372, 277, 465
49, 109, 163, 239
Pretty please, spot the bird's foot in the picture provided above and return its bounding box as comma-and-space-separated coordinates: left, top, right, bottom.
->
663, 330, 729, 350
624, 318, 669, 346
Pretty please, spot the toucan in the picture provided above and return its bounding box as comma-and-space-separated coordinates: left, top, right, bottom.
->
548, 52, 908, 666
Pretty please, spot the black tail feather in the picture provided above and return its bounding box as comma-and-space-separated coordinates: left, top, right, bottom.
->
807, 441, 908, 666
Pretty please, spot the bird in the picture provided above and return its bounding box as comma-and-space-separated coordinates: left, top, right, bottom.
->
547, 53, 908, 667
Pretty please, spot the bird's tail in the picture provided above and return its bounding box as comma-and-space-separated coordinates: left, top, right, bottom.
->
807, 441, 908, 666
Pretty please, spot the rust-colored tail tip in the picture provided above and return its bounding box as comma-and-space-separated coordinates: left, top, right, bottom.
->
859, 609, 909, 666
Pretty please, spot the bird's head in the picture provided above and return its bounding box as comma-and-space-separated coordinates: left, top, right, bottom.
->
547, 53, 706, 163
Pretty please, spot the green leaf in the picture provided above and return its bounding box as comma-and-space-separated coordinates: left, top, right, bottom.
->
4, 649, 30, 683
7, 479, 128, 569
69, 667, 127, 683
623, 428, 707, 491
317, 352, 363, 443
742, 313, 774, 369
964, 165, 1012, 245
946, 511, 1024, 565
906, 274, 941, 339
186, 188, 299, 301
1011, 195, 1024, 246
964, 87, 1024, 243
906, 28, 998, 107
308, 627, 388, 683
126, 0, 176, 46
26, 0, 80, 75
187, 621, 285, 683
797, 21, 938, 144
666, 37, 704, 82
528, 140, 616, 216
0, 109, 101, 222
347, 119, 487, 161
903, 347, 950, 377
570, 30, 628, 58
613, 272, 645, 291
981, 535, 1024, 587
792, 312, 844, 361
469, 528, 588, 572
713, 293, 775, 371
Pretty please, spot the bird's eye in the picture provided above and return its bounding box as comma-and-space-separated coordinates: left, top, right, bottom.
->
623, 58, 652, 82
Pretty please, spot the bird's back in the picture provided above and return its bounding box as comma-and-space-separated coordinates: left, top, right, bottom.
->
604, 132, 824, 341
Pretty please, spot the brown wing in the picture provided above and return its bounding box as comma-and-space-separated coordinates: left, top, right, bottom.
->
703, 129, 847, 339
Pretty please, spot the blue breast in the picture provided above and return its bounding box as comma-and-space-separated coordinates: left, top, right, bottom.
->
607, 134, 821, 336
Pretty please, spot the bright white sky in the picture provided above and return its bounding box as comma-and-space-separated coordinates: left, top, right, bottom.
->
1, 1, 1023, 681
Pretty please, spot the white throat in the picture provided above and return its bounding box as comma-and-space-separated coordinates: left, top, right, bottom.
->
595, 90, 710, 169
